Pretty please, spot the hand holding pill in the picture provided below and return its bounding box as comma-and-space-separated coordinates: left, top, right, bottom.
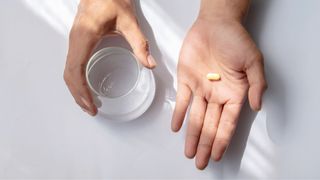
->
64, 0, 267, 171
172, 3, 267, 170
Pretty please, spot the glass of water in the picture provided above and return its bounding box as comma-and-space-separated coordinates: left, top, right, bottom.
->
86, 47, 155, 121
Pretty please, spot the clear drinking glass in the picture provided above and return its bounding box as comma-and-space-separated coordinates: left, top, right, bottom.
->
86, 47, 156, 121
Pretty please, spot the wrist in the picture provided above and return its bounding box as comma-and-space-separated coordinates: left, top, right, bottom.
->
198, 0, 250, 23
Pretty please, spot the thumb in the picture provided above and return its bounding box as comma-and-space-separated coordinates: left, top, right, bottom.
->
120, 20, 157, 69
245, 54, 268, 111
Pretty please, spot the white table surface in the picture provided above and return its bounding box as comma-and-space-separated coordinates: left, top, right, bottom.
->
1, 0, 320, 179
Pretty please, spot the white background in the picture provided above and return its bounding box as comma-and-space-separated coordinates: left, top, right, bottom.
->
1, 0, 320, 179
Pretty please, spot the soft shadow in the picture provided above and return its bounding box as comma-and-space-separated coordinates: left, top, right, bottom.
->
246, 0, 287, 144
263, 63, 287, 144
217, 102, 257, 176
135, 0, 176, 122
245, 0, 272, 44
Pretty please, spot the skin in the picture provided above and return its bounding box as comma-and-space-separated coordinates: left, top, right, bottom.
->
64, 0, 267, 170
64, 0, 156, 116
171, 0, 267, 170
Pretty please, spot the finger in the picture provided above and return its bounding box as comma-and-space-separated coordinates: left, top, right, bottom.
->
64, 22, 101, 116
66, 81, 93, 112
245, 54, 267, 111
185, 95, 207, 159
66, 68, 97, 116
77, 95, 96, 116
77, 81, 98, 116
195, 103, 222, 170
172, 83, 192, 132
211, 103, 242, 161
119, 17, 157, 69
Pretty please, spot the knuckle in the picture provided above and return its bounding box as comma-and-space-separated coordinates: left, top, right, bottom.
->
138, 39, 149, 51
71, 20, 102, 38
118, 13, 137, 31
252, 50, 264, 64
63, 64, 87, 89
247, 51, 264, 69
214, 137, 229, 147
205, 124, 218, 134
221, 120, 236, 135
132, 38, 149, 54
115, 0, 132, 10
63, 71, 69, 84
198, 135, 213, 148
65, 62, 85, 77
187, 133, 200, 140
63, 69, 73, 86
177, 91, 190, 104
198, 142, 212, 150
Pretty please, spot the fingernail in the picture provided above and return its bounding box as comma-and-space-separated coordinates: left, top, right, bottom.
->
87, 111, 95, 116
81, 97, 95, 116
214, 146, 228, 161
254, 103, 262, 111
81, 97, 91, 109
257, 106, 262, 111
81, 107, 88, 113
81, 107, 95, 116
212, 151, 221, 161
147, 54, 157, 68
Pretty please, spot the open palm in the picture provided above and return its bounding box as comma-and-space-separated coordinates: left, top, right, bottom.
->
172, 18, 267, 170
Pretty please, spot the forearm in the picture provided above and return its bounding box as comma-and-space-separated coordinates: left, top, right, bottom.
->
199, 0, 250, 22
